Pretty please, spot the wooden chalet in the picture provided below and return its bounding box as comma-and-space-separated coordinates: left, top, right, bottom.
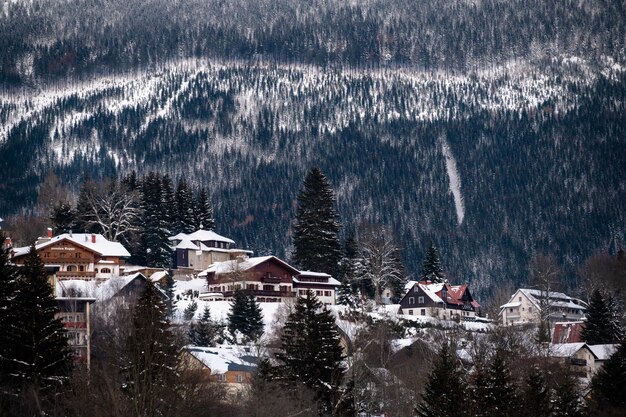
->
398, 281, 480, 320
11, 230, 130, 281
200, 256, 297, 302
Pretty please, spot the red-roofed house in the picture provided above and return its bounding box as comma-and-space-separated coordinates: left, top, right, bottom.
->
397, 280, 481, 320
552, 321, 585, 344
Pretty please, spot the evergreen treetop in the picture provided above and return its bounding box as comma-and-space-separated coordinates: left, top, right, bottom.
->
276, 292, 346, 416
292, 167, 342, 278
195, 188, 215, 231
175, 179, 196, 234
416, 341, 467, 417
13, 246, 72, 393
421, 241, 444, 282
581, 289, 616, 345
227, 290, 264, 342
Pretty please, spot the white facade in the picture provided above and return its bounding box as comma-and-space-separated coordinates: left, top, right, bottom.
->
500, 289, 587, 326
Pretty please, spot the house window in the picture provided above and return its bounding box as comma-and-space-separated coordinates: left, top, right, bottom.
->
409, 297, 415, 305
67, 265, 77, 272
421, 309, 425, 315
236, 374, 243, 383
418, 296, 424, 304
408, 309, 413, 315
78, 265, 84, 272
217, 374, 225, 382
101, 268, 111, 274
75, 253, 81, 258
510, 308, 513, 312
324, 291, 331, 297
316, 290, 323, 296
299, 290, 306, 296
60, 252, 66, 258
519, 297, 522, 301
43, 252, 50, 258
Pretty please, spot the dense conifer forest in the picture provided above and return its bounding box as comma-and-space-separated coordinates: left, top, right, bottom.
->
0, 0, 625, 297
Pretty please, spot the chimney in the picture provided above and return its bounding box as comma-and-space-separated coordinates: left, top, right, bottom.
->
91, 234, 96, 244
47, 227, 53, 239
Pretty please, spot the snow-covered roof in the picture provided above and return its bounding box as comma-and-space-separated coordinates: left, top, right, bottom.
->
588, 344, 618, 361
12, 233, 130, 258
500, 302, 522, 309
186, 346, 258, 374
54, 273, 146, 301
518, 289, 587, 310
298, 271, 331, 278
174, 239, 200, 250
550, 343, 587, 358
199, 256, 290, 276
149, 270, 169, 282
169, 229, 235, 244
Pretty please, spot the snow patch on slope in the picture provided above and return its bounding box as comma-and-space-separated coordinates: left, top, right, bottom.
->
441, 138, 465, 226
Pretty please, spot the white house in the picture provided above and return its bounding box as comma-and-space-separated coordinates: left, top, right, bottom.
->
550, 342, 618, 379
500, 288, 587, 326
170, 229, 252, 271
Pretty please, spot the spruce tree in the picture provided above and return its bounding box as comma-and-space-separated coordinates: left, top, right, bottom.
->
161, 174, 177, 234
194, 188, 215, 231
553, 371, 587, 417
416, 341, 467, 417
581, 289, 615, 344
0, 234, 20, 400
227, 291, 264, 341
292, 167, 342, 278
276, 292, 346, 415
421, 241, 444, 282
246, 294, 264, 341
183, 300, 198, 321
189, 305, 218, 347
483, 351, 521, 417
50, 201, 76, 234
141, 173, 172, 268
164, 270, 177, 318
175, 179, 196, 234
125, 280, 179, 417
12, 246, 71, 405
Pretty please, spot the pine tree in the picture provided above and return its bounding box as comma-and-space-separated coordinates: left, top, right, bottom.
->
581, 289, 615, 344
246, 294, 264, 341
161, 174, 177, 234
194, 187, 215, 231
50, 201, 76, 234
416, 341, 467, 417
292, 167, 342, 278
590, 339, 626, 413
421, 241, 444, 282
276, 292, 346, 415
175, 179, 196, 234
12, 246, 71, 408
522, 366, 551, 417
125, 280, 179, 417
189, 305, 218, 347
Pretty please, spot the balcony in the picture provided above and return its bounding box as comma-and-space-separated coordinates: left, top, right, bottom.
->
260, 275, 282, 284
56, 271, 97, 280
222, 289, 296, 298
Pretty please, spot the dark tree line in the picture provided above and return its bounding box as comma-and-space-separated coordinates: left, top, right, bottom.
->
1, 0, 625, 85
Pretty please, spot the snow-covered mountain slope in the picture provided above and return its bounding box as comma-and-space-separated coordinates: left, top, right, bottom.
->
1, 57, 625, 298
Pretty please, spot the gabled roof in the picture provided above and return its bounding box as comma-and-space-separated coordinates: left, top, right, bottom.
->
399, 281, 480, 308
550, 342, 588, 358
588, 344, 618, 361
505, 288, 587, 311
293, 276, 342, 286
198, 255, 302, 277
186, 346, 258, 374
169, 229, 235, 244
12, 233, 130, 258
